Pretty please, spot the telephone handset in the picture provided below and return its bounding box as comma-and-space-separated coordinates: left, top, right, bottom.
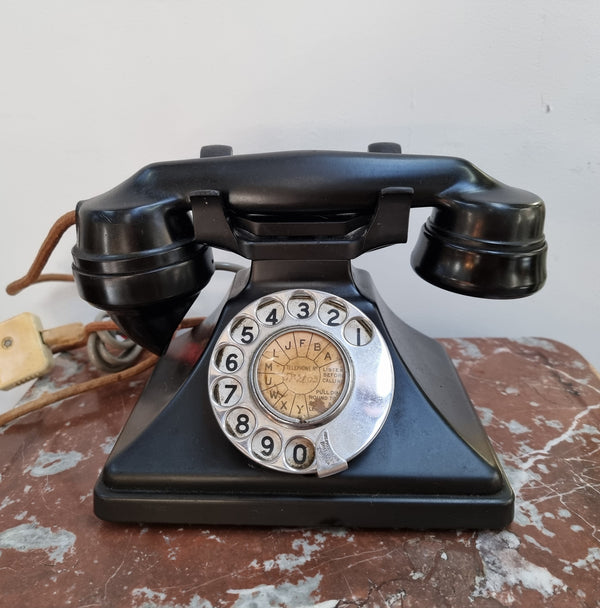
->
72, 143, 546, 528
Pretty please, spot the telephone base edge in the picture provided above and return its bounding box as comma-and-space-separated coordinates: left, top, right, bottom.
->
93, 476, 514, 530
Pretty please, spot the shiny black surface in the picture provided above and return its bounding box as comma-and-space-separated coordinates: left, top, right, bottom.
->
94, 265, 513, 529
72, 146, 547, 352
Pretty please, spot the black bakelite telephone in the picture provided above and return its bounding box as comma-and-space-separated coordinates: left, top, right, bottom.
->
72, 143, 547, 529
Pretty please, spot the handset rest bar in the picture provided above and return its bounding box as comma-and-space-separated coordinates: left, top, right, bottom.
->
74, 150, 545, 259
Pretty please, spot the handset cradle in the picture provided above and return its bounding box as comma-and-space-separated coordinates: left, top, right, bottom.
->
72, 144, 547, 529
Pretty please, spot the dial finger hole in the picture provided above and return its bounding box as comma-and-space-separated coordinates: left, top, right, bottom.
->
226, 407, 256, 439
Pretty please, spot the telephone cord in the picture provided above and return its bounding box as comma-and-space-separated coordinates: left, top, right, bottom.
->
2, 209, 244, 426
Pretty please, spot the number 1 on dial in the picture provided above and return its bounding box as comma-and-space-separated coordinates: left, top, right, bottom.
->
343, 318, 373, 346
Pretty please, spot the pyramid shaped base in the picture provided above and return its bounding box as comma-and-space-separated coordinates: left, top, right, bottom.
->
94, 269, 513, 530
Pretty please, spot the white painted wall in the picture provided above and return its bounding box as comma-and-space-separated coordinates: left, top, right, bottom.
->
1, 0, 598, 413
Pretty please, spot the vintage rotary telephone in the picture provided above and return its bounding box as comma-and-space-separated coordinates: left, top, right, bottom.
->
72, 143, 546, 529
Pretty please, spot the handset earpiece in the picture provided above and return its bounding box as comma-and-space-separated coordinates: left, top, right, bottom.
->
411, 175, 547, 298
73, 197, 214, 355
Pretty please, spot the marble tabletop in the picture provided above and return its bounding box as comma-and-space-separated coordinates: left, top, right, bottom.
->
0, 337, 598, 607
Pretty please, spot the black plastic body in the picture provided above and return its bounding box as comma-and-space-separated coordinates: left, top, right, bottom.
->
72, 149, 547, 355
71, 146, 547, 528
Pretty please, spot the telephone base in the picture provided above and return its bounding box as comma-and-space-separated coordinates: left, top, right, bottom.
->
93, 267, 514, 530
94, 474, 513, 530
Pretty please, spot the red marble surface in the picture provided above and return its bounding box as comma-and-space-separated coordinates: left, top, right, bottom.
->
0, 338, 598, 607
